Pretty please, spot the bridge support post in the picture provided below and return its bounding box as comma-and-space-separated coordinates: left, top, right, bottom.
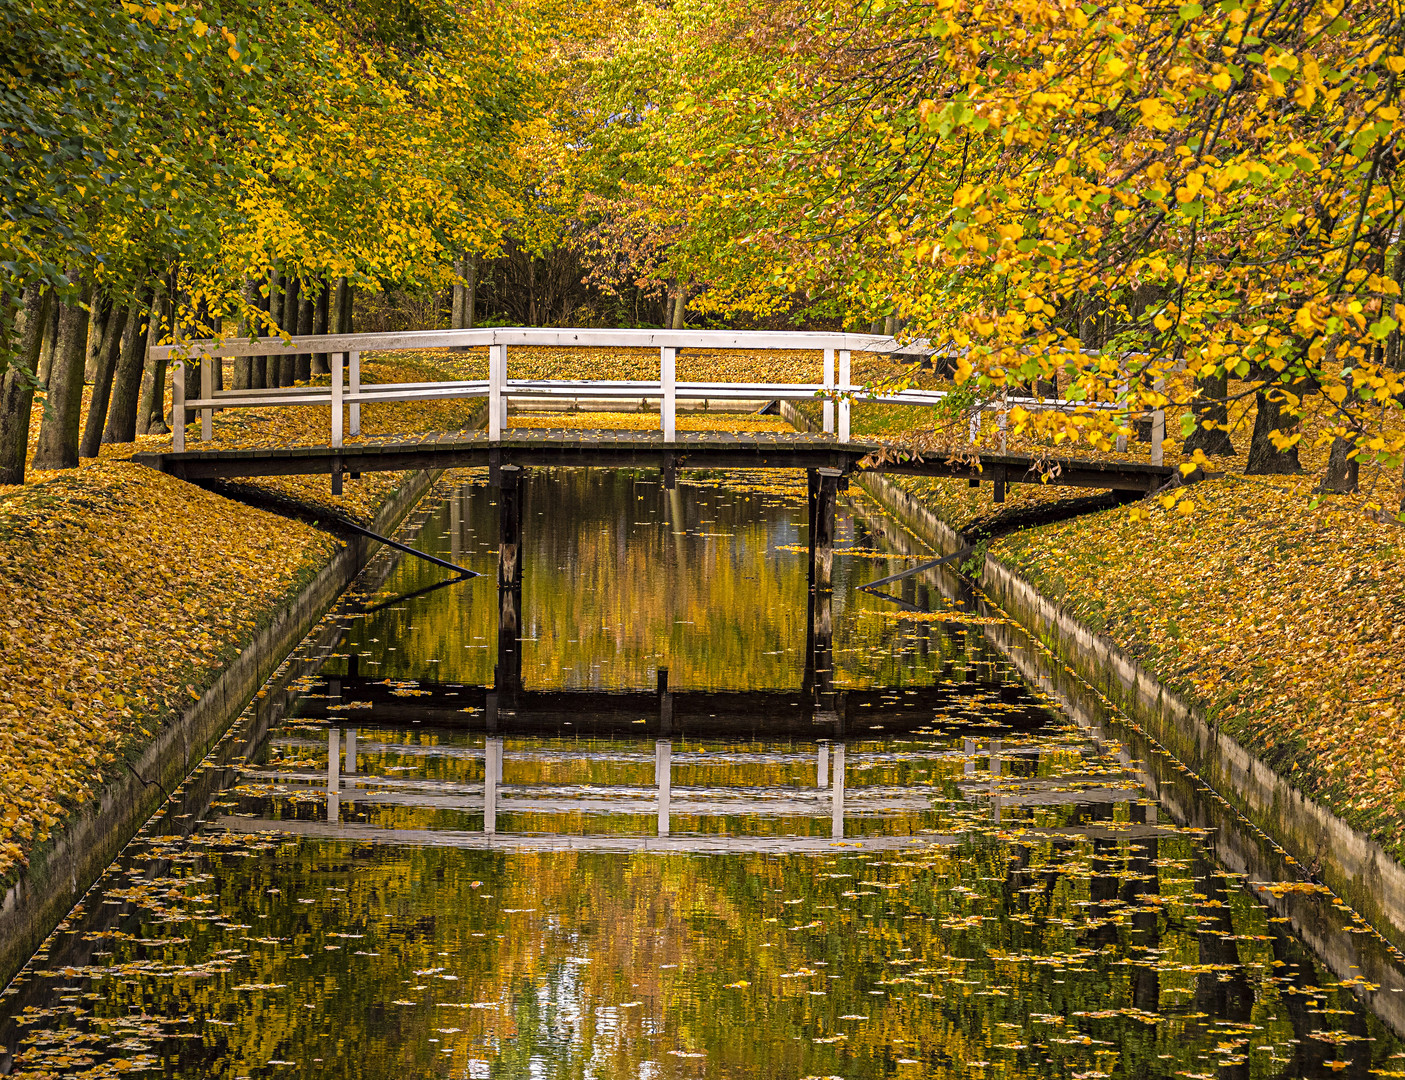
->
837, 349, 851, 442
172, 361, 186, 452
804, 585, 834, 695
496, 464, 523, 698
657, 667, 672, 735
811, 467, 840, 590
823, 347, 835, 434
660, 347, 676, 441
200, 357, 213, 442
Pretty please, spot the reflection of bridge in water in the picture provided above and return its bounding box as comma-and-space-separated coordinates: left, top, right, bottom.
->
221, 707, 1160, 854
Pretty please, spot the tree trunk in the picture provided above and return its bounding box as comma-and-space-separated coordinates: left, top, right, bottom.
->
451, 254, 465, 329
1318, 433, 1360, 493
34, 280, 93, 469
332, 277, 350, 337
260, 265, 280, 389
340, 280, 354, 333
137, 288, 169, 435
0, 285, 52, 484
296, 290, 313, 382
313, 278, 330, 375
79, 303, 129, 457
1244, 382, 1303, 475
36, 296, 59, 387
233, 279, 256, 390
1183, 371, 1235, 455
527, 258, 537, 326
83, 294, 114, 383
279, 275, 300, 386
103, 293, 150, 444
465, 255, 477, 330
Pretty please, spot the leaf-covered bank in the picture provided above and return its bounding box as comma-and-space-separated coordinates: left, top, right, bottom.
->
0, 353, 484, 889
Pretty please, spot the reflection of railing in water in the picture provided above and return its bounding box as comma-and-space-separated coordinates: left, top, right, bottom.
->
230, 730, 1150, 855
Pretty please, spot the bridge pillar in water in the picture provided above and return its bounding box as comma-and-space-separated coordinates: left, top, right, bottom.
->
496, 465, 523, 699
809, 468, 841, 590
657, 667, 673, 735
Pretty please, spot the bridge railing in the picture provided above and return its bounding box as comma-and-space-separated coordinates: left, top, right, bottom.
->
149, 327, 1148, 458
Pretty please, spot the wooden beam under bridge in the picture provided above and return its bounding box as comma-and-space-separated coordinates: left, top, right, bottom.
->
131, 430, 1173, 494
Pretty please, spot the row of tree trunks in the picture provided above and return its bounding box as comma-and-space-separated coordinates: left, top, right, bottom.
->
239, 271, 347, 388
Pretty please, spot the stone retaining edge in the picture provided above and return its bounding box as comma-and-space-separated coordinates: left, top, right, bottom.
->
0, 467, 440, 988
777, 400, 1405, 951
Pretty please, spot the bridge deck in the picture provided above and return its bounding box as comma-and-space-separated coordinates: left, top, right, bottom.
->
133, 430, 1172, 493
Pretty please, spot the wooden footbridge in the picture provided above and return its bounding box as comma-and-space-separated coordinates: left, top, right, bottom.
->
136, 327, 1176, 505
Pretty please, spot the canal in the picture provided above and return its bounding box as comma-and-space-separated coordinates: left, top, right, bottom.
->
2, 468, 1402, 1078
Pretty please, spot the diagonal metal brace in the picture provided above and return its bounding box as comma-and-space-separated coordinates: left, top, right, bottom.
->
859, 547, 972, 593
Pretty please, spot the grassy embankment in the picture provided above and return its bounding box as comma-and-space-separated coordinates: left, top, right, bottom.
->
796, 375, 1405, 863
0, 346, 829, 889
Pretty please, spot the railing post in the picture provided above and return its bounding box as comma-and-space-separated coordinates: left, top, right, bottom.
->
331, 352, 344, 448
838, 349, 851, 442
1116, 362, 1129, 453
823, 347, 835, 434
1151, 375, 1165, 466
489, 342, 508, 440
348, 351, 361, 437
831, 742, 845, 839
172, 360, 186, 452
656, 739, 672, 837
660, 346, 676, 441
969, 407, 982, 443
200, 356, 213, 442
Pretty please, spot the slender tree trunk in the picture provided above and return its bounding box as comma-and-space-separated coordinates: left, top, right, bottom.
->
313, 278, 330, 375
527, 258, 537, 326
296, 290, 313, 381
103, 293, 150, 444
233, 279, 256, 390
332, 277, 350, 337
1245, 381, 1303, 475
0, 285, 52, 484
83, 294, 114, 383
79, 303, 129, 457
279, 276, 300, 386
465, 255, 477, 330
36, 296, 59, 387
341, 281, 355, 333
671, 286, 686, 330
451, 254, 465, 329
1183, 371, 1235, 455
137, 287, 169, 435
34, 280, 93, 469
259, 265, 280, 389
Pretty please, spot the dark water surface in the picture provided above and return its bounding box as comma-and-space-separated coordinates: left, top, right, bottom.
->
3, 469, 1403, 1079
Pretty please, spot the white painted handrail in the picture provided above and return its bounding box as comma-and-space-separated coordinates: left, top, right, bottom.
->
160, 326, 1147, 456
